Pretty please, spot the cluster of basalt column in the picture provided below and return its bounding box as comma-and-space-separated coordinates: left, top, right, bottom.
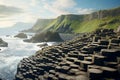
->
15, 29, 120, 80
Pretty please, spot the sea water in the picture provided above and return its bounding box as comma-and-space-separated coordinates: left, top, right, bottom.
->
0, 33, 55, 80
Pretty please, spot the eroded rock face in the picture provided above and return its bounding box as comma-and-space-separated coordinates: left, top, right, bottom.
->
14, 33, 27, 38
15, 29, 120, 80
0, 38, 8, 47
24, 31, 63, 43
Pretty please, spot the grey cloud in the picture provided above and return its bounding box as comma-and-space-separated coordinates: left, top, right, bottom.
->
0, 5, 23, 17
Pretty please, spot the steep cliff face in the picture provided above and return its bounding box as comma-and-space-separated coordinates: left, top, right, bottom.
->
26, 14, 84, 33
26, 19, 54, 32
26, 7, 120, 33
85, 7, 120, 20
72, 7, 120, 33
45, 15, 84, 33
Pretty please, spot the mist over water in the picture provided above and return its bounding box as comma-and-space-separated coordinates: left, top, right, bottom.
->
0, 32, 55, 80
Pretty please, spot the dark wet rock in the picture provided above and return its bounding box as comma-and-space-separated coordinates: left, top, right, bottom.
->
15, 29, 120, 80
14, 33, 27, 38
84, 57, 93, 62
78, 53, 88, 60
92, 36, 101, 42
101, 67, 118, 78
101, 49, 120, 62
0, 38, 8, 47
24, 31, 63, 43
88, 68, 103, 80
80, 61, 93, 71
6, 35, 10, 37
37, 43, 48, 48
88, 65, 101, 70
110, 38, 120, 44
102, 49, 120, 57
99, 39, 109, 45
23, 39, 31, 42
104, 62, 118, 68
93, 55, 106, 66
68, 69, 80, 75
82, 46, 95, 54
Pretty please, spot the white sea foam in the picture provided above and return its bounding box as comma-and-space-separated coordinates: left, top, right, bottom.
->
0, 36, 43, 80
0, 33, 56, 80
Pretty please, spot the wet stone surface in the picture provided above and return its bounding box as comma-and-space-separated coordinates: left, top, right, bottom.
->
15, 29, 120, 80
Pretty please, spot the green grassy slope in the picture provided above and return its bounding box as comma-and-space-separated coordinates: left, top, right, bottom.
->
73, 16, 120, 33
28, 19, 54, 32
41, 15, 84, 33
28, 7, 120, 33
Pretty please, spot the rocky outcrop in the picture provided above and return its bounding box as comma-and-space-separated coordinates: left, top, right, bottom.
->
15, 29, 120, 80
37, 43, 48, 48
24, 31, 63, 43
0, 38, 8, 47
14, 33, 27, 38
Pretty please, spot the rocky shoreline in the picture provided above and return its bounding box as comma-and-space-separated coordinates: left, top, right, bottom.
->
15, 29, 120, 80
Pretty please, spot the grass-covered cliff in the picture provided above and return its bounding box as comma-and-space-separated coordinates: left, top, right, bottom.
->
26, 19, 54, 32
26, 7, 120, 33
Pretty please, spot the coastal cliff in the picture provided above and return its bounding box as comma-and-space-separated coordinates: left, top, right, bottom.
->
25, 7, 120, 33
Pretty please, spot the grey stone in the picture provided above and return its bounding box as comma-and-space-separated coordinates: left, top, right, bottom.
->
0, 38, 8, 47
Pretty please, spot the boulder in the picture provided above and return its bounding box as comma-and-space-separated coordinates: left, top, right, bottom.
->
14, 33, 27, 38
0, 38, 8, 47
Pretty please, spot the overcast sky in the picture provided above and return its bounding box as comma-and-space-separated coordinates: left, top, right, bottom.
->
0, 0, 120, 28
